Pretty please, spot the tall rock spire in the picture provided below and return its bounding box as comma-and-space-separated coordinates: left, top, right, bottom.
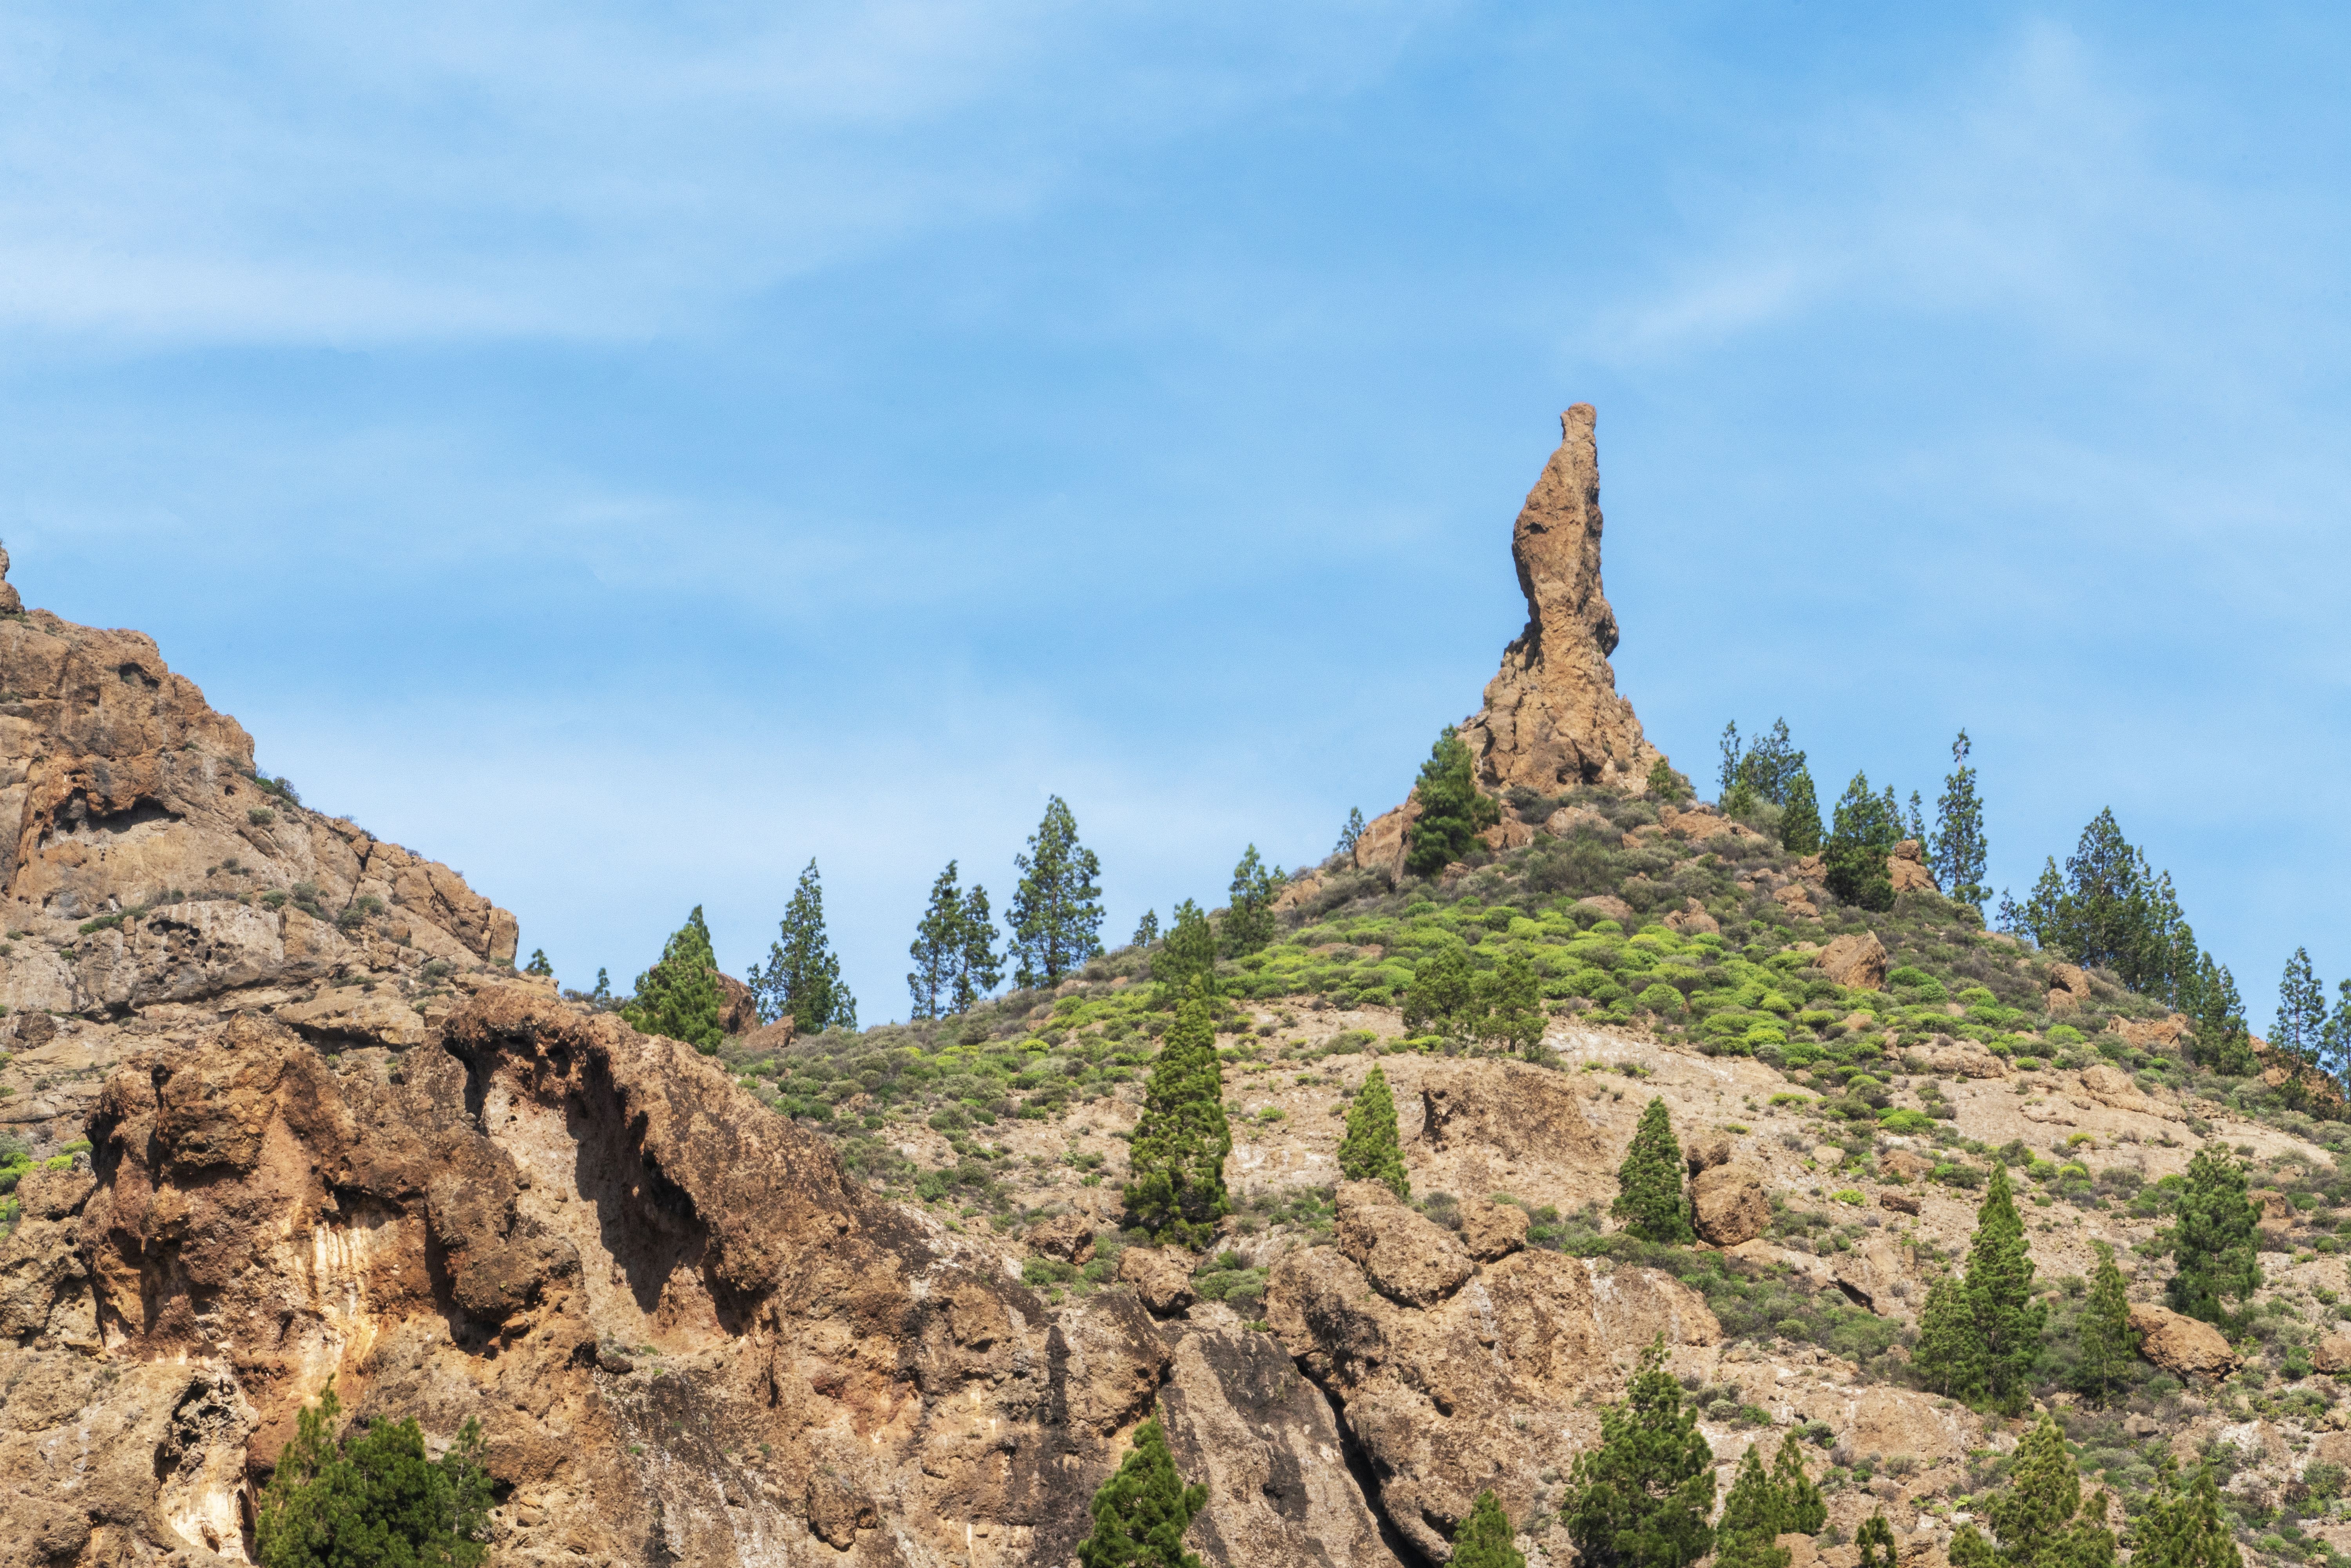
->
1456, 404, 1664, 795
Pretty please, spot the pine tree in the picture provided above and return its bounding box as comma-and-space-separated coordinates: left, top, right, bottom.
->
621, 906, 726, 1052
1401, 946, 1477, 1042
1824, 770, 1900, 911
1912, 1274, 1987, 1402
1906, 790, 1929, 845
1934, 730, 1989, 907
2166, 1142, 2259, 1325
908, 861, 964, 1020
1123, 980, 1232, 1248
2327, 978, 2351, 1100
2132, 1461, 2243, 1568
1612, 1098, 1693, 1244
590, 967, 612, 1006
1221, 846, 1283, 957
2188, 956, 2255, 1076
1713, 1446, 1792, 1568
1949, 1414, 2116, 1568
523, 948, 553, 977
1737, 719, 1806, 806
1009, 796, 1105, 990
1910, 1163, 2043, 1412
1559, 1337, 1716, 1568
2276, 948, 2327, 1069
748, 862, 856, 1033
1132, 909, 1161, 947
255, 1379, 491, 1568
1855, 1514, 1898, 1568
1405, 726, 1500, 877
1452, 1490, 1526, 1568
953, 882, 1003, 1013
1778, 767, 1822, 855
1152, 899, 1217, 1002
1075, 1411, 1206, 1568
1474, 951, 1546, 1057
2075, 1241, 2137, 1405
1646, 757, 1687, 803
1339, 1065, 1409, 1199
1335, 807, 1366, 857
1768, 1433, 1825, 1534
1717, 722, 1742, 798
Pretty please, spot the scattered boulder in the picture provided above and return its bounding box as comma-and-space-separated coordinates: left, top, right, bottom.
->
1454, 406, 1667, 796
1664, 898, 1720, 936
1794, 853, 1828, 887
2130, 1304, 2241, 1379
740, 1015, 797, 1054
1818, 932, 1889, 991
1878, 1191, 1920, 1216
1774, 883, 1820, 920
1690, 1164, 1770, 1247
1458, 1198, 1530, 1262
1350, 800, 1421, 885
2079, 1062, 2168, 1115
1684, 1133, 1733, 1174
2048, 963, 2094, 1014
2316, 1337, 2351, 1375
275, 984, 431, 1050
1930, 1040, 2009, 1079
1027, 1212, 1097, 1263
1574, 894, 1635, 925
1544, 805, 1612, 838
1118, 1247, 1201, 1318
1481, 818, 1537, 852
1878, 1150, 1935, 1183
1812, 1145, 1846, 1167
715, 972, 763, 1035
2108, 1014, 2191, 1051
1886, 840, 1938, 894
1335, 1181, 1475, 1307
1420, 1059, 1604, 1164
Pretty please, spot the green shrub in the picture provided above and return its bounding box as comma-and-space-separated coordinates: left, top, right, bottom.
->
254, 1380, 490, 1567
1636, 983, 1686, 1015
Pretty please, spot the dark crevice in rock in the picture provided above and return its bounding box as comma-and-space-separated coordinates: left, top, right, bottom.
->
1298, 1358, 1435, 1568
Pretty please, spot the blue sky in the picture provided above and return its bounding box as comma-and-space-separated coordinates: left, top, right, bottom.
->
4, 4, 2347, 1027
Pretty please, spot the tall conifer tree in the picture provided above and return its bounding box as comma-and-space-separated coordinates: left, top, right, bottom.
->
1912, 1163, 2043, 1412
622, 906, 726, 1052
1339, 1065, 1409, 1199
1934, 730, 1989, 907
1949, 1415, 2116, 1568
2076, 1242, 2137, 1405
1405, 726, 1501, 876
1221, 846, 1282, 957
1855, 1515, 1898, 1568
1009, 795, 1105, 990
1824, 771, 1900, 910
1075, 1411, 1206, 1568
1768, 1434, 1825, 1534
2132, 1462, 2243, 1568
1334, 807, 1366, 857
1124, 980, 1232, 1248
908, 862, 964, 1020
1131, 909, 1161, 947
1779, 767, 1823, 855
2276, 948, 2327, 1068
1612, 1099, 1694, 1244
1713, 1447, 1791, 1568
2166, 1143, 2260, 1325
749, 861, 856, 1033
1153, 899, 1217, 1002
1559, 1338, 1716, 1568
954, 882, 1003, 1013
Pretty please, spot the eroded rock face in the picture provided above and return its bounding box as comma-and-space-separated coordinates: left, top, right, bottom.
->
3, 988, 1227, 1565
1886, 840, 1937, 894
1455, 406, 1666, 797
1335, 1181, 1474, 1306
1270, 1239, 1718, 1563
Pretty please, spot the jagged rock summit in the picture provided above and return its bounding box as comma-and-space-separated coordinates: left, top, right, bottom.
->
1458, 404, 1664, 797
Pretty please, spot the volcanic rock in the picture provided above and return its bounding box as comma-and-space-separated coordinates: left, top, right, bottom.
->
1887, 840, 1938, 894
1575, 894, 1636, 925
1691, 1162, 1771, 1246
1819, 932, 1890, 991
1458, 1197, 1530, 1262
2130, 1304, 2241, 1379
1119, 1246, 1201, 1316
1027, 1211, 1098, 1262
1454, 407, 1667, 797
2049, 963, 2094, 1013
1335, 1180, 1475, 1306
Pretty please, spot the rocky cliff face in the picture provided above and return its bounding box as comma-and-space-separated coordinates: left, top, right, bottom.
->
0, 551, 517, 1148
1455, 406, 1664, 798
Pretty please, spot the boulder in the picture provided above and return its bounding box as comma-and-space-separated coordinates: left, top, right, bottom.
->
275, 984, 431, 1050
1419, 1059, 1604, 1164
2108, 1014, 2190, 1052
1886, 840, 1938, 894
1812, 1145, 1846, 1168
1818, 932, 1889, 992
1575, 894, 1635, 925
1878, 1191, 1920, 1216
1691, 1164, 1770, 1246
2048, 963, 2093, 1014
715, 972, 763, 1035
739, 1015, 797, 1054
1684, 1133, 1733, 1174
1453, 407, 1668, 797
1930, 1040, 2009, 1079
1482, 818, 1537, 852
1665, 898, 1720, 936
1334, 1181, 1475, 1307
1774, 883, 1820, 920
1544, 806, 1612, 839
2078, 1063, 2169, 1116
2315, 1337, 2351, 1375
1458, 1198, 1530, 1262
1027, 1212, 1097, 1263
2129, 1304, 2241, 1379
1118, 1247, 1201, 1318
1794, 853, 1828, 887
1351, 800, 1421, 885
1878, 1150, 1934, 1183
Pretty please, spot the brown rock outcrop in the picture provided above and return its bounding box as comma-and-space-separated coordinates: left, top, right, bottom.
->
2108, 1014, 2191, 1052
1454, 407, 1666, 797
2049, 963, 2094, 1013
1819, 932, 1890, 991
1119, 1246, 1201, 1316
1270, 1240, 1717, 1561
1775, 883, 1820, 920
715, 971, 763, 1034
1349, 798, 1421, 885
1691, 1163, 1771, 1246
1930, 1040, 2009, 1079
1459, 1197, 1531, 1261
1335, 1181, 1476, 1306
1887, 840, 1938, 894
1575, 894, 1636, 925
1684, 1133, 1734, 1174
2316, 1336, 2351, 1375
1420, 1059, 1605, 1166
1027, 1211, 1098, 1262
2130, 1304, 2241, 1379
1665, 898, 1721, 936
